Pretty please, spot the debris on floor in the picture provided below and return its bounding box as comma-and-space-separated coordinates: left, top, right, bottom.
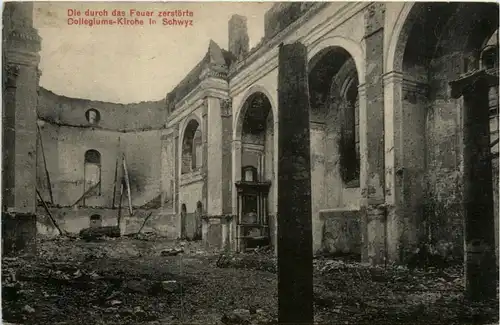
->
2, 237, 498, 325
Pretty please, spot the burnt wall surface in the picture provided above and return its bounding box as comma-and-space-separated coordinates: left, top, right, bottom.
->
37, 88, 167, 131
36, 89, 165, 208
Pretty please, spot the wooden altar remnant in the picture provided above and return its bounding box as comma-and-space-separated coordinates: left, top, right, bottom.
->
235, 166, 271, 251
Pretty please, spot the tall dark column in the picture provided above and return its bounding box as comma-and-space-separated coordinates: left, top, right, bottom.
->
450, 70, 498, 301
277, 42, 313, 324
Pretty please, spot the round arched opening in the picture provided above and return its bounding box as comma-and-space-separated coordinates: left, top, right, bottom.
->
391, 2, 499, 258
238, 92, 274, 183
181, 119, 202, 174
85, 109, 101, 125
308, 46, 361, 190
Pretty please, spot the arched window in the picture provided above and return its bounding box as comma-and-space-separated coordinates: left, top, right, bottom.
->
84, 150, 101, 197
181, 119, 201, 174
338, 76, 360, 187
85, 109, 100, 125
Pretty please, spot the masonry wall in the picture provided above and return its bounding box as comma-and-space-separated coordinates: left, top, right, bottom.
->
122, 130, 162, 207
36, 89, 167, 210
37, 206, 177, 238
160, 133, 176, 210
179, 178, 204, 214
37, 124, 121, 206
37, 88, 166, 130
230, 3, 367, 255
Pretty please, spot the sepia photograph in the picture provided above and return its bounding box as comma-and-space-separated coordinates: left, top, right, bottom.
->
2, 1, 499, 324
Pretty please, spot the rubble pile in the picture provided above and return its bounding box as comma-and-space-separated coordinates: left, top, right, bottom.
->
2, 236, 498, 325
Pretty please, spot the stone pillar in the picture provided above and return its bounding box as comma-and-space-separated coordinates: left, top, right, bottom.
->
362, 3, 387, 265
173, 125, 180, 215
231, 139, 242, 215
206, 97, 232, 215
383, 71, 403, 262
384, 71, 429, 263
231, 137, 241, 251
310, 121, 326, 254
277, 42, 313, 324
220, 98, 233, 214
202, 101, 209, 213
450, 70, 498, 301
2, 2, 42, 256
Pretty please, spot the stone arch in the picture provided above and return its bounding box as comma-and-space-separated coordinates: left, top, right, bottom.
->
235, 91, 274, 182
181, 118, 202, 174
234, 85, 277, 141
385, 2, 416, 73
178, 113, 202, 151
307, 36, 365, 84
331, 59, 360, 187
308, 45, 361, 192
386, 2, 499, 73
385, 2, 499, 261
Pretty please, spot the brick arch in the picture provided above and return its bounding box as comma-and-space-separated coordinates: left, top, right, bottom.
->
233, 85, 276, 141
307, 36, 365, 84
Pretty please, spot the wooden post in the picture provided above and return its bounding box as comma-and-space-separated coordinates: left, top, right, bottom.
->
112, 137, 121, 208
36, 189, 63, 235
123, 154, 133, 215
277, 42, 313, 324
450, 70, 498, 301
36, 124, 54, 205
117, 179, 124, 226
71, 181, 100, 207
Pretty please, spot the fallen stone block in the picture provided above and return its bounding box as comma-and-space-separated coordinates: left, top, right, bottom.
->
161, 280, 180, 293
